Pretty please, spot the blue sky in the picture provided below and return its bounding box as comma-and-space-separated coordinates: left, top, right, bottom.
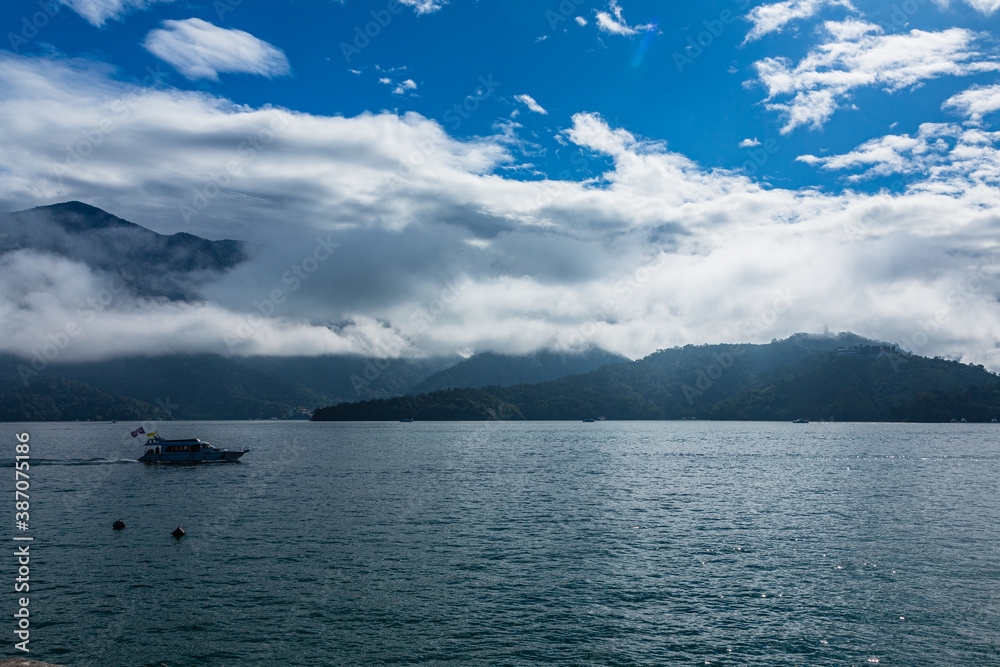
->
2, 0, 1000, 367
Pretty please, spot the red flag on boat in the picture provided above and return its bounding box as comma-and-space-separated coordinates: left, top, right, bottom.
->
131, 427, 145, 438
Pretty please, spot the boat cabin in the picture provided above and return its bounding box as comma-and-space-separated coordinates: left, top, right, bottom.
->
163, 443, 205, 453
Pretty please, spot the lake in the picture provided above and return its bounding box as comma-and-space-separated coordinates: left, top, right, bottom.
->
7, 420, 1000, 665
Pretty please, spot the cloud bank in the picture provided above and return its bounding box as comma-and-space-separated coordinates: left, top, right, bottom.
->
754, 20, 1000, 134
1, 53, 1000, 369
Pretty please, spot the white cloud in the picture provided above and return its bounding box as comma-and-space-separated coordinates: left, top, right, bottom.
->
61, 0, 176, 27
744, 0, 856, 42
575, 16, 588, 26
798, 122, 1000, 190
392, 78, 417, 95
143, 18, 291, 81
962, 0, 1000, 13
514, 94, 548, 115
754, 20, 1000, 134
739, 138, 762, 147
2, 53, 1000, 369
944, 82, 1000, 122
595, 1, 654, 36
398, 0, 447, 14
381, 77, 417, 95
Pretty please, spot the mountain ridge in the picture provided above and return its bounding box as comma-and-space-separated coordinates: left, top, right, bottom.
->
0, 201, 247, 300
0, 348, 622, 421
313, 333, 1000, 422
410, 348, 629, 394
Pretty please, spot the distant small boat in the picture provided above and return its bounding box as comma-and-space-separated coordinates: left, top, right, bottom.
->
792, 418, 809, 424
399, 417, 414, 423
582, 418, 595, 422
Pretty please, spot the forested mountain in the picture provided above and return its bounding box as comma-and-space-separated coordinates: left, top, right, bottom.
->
0, 376, 168, 422
0, 353, 451, 420
0, 348, 618, 421
314, 334, 1000, 422
410, 348, 628, 394
4, 333, 997, 422
0, 201, 246, 300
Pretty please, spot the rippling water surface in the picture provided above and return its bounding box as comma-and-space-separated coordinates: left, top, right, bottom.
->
8, 421, 1000, 665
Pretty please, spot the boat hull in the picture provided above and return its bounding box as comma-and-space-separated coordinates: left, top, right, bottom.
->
139, 449, 247, 463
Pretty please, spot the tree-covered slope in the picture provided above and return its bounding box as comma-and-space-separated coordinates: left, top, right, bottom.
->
314, 334, 1000, 422
0, 376, 169, 422
410, 349, 629, 394
312, 387, 524, 421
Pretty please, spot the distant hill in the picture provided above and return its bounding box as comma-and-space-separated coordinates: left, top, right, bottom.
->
410, 348, 629, 394
313, 333, 1000, 422
0, 352, 457, 421
315, 387, 525, 421
241, 355, 457, 403
708, 348, 997, 421
0, 375, 168, 422
0, 349, 626, 421
0, 201, 246, 300
5, 333, 998, 422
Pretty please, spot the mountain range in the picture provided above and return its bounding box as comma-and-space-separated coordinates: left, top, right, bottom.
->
0, 348, 625, 421
3, 203, 999, 423
313, 333, 1000, 423
0, 201, 246, 300
0, 201, 625, 420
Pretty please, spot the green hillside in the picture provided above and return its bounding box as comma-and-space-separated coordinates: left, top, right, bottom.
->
314, 334, 1000, 422
0, 376, 169, 422
410, 349, 629, 394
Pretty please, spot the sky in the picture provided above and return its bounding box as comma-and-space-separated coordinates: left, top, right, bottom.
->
2, 0, 1000, 368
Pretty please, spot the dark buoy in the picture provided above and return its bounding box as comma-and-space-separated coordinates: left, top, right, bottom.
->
112, 519, 125, 530
171, 526, 186, 538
